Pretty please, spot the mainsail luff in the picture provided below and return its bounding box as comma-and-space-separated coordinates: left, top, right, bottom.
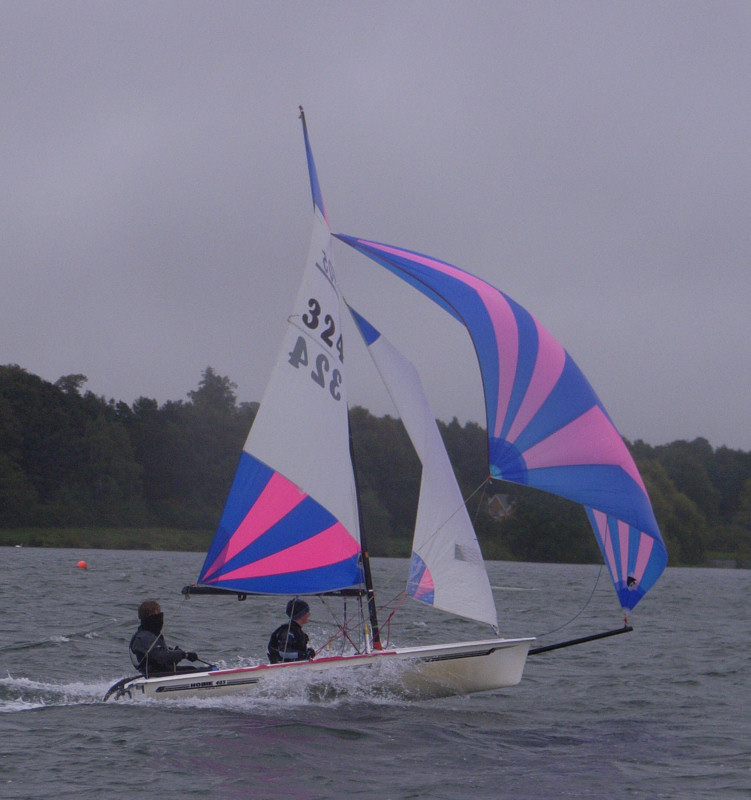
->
196, 114, 363, 596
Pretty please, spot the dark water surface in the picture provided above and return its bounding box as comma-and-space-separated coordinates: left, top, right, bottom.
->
1, 547, 749, 799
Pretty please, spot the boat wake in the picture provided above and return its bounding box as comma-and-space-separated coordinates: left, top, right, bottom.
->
1, 654, 425, 714
0, 668, 413, 715
0, 674, 112, 712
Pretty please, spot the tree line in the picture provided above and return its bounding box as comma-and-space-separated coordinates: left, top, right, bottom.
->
2, 363, 750, 565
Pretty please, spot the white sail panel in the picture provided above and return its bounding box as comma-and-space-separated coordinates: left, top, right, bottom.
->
247, 208, 360, 546
351, 309, 498, 631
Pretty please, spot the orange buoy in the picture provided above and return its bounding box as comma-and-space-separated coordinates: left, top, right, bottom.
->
77, 560, 88, 569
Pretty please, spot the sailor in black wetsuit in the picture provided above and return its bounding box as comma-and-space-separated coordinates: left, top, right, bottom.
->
268, 599, 316, 664
129, 600, 199, 677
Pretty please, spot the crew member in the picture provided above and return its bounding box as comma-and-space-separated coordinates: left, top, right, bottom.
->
129, 599, 199, 677
268, 599, 316, 664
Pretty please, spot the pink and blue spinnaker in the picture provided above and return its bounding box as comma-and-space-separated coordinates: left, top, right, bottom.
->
336, 235, 667, 610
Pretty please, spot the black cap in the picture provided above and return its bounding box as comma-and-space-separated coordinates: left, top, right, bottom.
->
286, 599, 310, 620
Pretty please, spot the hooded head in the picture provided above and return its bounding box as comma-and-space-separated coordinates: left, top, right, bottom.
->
137, 599, 164, 635
138, 599, 161, 620
286, 599, 310, 621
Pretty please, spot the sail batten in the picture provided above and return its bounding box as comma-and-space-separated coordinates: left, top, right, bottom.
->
337, 234, 667, 610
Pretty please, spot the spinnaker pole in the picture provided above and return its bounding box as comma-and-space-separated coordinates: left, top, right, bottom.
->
528, 624, 633, 655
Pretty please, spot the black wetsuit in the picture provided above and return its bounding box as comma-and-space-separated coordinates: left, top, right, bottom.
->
267, 620, 315, 664
129, 613, 190, 677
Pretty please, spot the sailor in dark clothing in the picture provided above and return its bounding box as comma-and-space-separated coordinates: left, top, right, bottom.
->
268, 599, 316, 664
129, 600, 199, 677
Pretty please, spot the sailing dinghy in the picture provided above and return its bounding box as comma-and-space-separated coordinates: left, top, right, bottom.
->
105, 111, 666, 702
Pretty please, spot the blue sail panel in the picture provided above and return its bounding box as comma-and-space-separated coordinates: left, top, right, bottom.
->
587, 509, 668, 610
336, 234, 667, 609
407, 553, 435, 605
299, 107, 327, 224
198, 451, 363, 595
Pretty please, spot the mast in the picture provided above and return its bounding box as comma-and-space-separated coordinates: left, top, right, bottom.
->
300, 106, 380, 647
348, 416, 382, 650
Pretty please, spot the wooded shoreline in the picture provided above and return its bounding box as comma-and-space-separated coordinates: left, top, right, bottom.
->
2, 528, 747, 568
0, 528, 212, 552
3, 364, 751, 566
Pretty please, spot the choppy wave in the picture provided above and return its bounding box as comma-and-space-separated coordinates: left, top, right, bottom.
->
4, 550, 751, 800
0, 624, 111, 654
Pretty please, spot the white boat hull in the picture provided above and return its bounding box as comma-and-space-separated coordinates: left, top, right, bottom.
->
105, 637, 533, 701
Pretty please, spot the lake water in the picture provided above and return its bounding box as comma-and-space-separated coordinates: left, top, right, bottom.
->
1, 547, 749, 799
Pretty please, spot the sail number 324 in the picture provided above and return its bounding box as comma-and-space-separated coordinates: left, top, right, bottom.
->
288, 297, 344, 400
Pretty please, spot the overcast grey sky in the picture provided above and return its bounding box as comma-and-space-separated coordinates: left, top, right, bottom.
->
3, 2, 750, 450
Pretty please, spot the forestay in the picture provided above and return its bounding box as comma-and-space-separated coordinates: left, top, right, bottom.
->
336, 235, 667, 611
350, 308, 499, 632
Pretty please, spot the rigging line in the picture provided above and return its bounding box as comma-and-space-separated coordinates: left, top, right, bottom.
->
470, 476, 491, 528
378, 591, 409, 648
376, 587, 408, 612
318, 596, 364, 654
412, 475, 493, 553
317, 588, 407, 653
534, 563, 604, 639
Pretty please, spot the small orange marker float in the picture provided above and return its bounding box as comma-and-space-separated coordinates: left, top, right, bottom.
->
77, 560, 88, 569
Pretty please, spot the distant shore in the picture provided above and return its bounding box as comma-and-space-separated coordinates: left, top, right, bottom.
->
2, 528, 749, 568
0, 528, 213, 551
0, 527, 411, 557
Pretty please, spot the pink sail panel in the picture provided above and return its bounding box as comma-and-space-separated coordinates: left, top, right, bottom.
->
207, 522, 361, 584
412, 567, 436, 601
522, 406, 647, 493
202, 471, 306, 581
505, 318, 566, 444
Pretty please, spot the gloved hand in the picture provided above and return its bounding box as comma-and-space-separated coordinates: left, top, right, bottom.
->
307, 648, 316, 660
187, 652, 198, 662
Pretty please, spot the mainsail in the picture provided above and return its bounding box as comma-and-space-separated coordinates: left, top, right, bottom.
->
196, 117, 362, 595
336, 235, 667, 610
350, 308, 499, 631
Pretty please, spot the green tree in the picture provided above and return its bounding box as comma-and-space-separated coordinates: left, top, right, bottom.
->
438, 417, 488, 492
733, 479, 751, 530
655, 438, 721, 522
639, 459, 706, 564
350, 406, 419, 545
188, 366, 238, 414
488, 483, 597, 563
0, 392, 39, 522
711, 447, 751, 521
54, 373, 88, 395
0, 365, 147, 526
